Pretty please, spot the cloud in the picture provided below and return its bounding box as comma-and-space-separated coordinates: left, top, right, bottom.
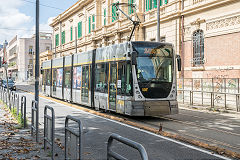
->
26, 16, 54, 38
0, 0, 32, 43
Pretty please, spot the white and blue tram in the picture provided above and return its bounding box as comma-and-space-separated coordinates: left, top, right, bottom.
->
41, 41, 181, 116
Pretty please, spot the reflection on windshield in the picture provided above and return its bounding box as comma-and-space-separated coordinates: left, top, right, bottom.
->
137, 57, 172, 83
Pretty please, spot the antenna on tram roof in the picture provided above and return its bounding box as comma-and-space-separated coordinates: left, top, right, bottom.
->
112, 2, 141, 41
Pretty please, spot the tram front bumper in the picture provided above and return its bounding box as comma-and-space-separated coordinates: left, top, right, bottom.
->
131, 100, 178, 116
144, 100, 178, 116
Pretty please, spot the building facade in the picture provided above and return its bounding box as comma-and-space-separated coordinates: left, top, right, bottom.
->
50, 0, 240, 78
6, 33, 52, 82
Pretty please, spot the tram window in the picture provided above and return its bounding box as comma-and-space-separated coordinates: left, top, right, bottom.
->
126, 62, 132, 96
104, 63, 109, 93
46, 69, 51, 86
117, 62, 126, 95
56, 68, 63, 87
64, 67, 71, 88
95, 63, 106, 92
82, 65, 89, 102
73, 66, 82, 89
52, 69, 57, 87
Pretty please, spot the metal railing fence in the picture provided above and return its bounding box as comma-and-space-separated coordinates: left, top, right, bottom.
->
31, 100, 39, 142
65, 115, 83, 160
107, 133, 148, 160
177, 78, 240, 111
44, 105, 55, 160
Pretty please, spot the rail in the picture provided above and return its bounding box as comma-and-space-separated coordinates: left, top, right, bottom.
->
44, 105, 55, 160
107, 133, 148, 160
31, 100, 39, 142
65, 115, 83, 160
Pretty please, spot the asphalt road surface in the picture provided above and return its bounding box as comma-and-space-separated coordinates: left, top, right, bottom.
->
15, 88, 231, 159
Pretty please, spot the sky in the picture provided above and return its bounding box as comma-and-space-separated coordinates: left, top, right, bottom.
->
0, 0, 77, 44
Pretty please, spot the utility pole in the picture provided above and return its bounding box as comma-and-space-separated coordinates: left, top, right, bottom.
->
157, 0, 160, 42
35, 0, 39, 104
3, 41, 10, 106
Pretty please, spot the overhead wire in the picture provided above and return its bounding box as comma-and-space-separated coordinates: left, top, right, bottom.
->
21, 0, 65, 11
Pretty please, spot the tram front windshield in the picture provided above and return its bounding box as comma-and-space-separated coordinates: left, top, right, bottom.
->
132, 42, 173, 98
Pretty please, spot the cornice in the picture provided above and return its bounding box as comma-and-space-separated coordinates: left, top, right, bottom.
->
182, 0, 238, 16
50, 0, 94, 27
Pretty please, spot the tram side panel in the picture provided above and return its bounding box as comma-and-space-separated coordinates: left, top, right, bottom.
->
51, 57, 64, 99
72, 53, 81, 104
94, 62, 109, 111
63, 55, 72, 101
42, 60, 51, 96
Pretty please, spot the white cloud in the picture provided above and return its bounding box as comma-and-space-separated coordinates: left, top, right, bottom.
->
0, 0, 32, 43
40, 17, 54, 32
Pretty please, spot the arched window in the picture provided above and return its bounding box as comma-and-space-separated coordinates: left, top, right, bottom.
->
193, 30, 204, 66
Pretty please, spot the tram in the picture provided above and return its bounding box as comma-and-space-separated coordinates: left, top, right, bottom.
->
41, 41, 181, 116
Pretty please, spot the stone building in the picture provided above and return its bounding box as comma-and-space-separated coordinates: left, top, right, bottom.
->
6, 33, 52, 82
50, 0, 240, 78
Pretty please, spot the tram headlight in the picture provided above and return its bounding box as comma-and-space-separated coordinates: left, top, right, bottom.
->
138, 95, 142, 99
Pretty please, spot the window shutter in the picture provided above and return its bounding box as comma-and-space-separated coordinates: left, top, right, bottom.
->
92, 15, 95, 30
78, 22, 80, 38
150, 0, 152, 10
80, 22, 82, 37
61, 31, 65, 44
160, 0, 162, 6
104, 9, 106, 25
112, 4, 116, 22
154, 0, 157, 8
165, 0, 168, 4
70, 27, 73, 41
78, 22, 82, 38
89, 16, 91, 33
55, 34, 59, 46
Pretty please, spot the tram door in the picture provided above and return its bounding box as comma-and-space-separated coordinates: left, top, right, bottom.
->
81, 65, 89, 103
109, 62, 117, 110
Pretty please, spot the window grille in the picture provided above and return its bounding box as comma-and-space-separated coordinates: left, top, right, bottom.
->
192, 30, 204, 66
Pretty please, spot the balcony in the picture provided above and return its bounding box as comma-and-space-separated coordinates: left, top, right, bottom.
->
8, 64, 18, 71
8, 53, 17, 61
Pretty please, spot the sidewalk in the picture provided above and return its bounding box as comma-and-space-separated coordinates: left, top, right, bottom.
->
0, 104, 50, 159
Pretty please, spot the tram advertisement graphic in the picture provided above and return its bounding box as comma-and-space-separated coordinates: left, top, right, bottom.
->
73, 66, 82, 89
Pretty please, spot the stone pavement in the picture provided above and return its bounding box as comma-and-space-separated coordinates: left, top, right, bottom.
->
0, 104, 52, 160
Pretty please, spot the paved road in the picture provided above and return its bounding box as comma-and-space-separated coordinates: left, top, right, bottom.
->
16, 89, 230, 159
16, 84, 240, 154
